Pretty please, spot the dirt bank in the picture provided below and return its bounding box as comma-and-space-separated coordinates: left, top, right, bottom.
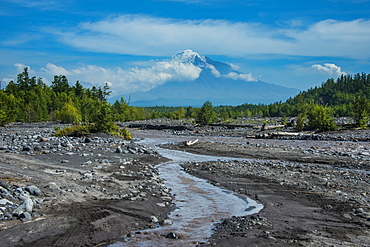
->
0, 123, 173, 247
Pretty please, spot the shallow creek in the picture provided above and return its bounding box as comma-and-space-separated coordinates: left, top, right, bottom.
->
110, 130, 263, 246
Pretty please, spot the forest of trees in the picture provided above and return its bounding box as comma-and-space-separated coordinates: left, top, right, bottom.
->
1, 68, 369, 131
0, 67, 151, 125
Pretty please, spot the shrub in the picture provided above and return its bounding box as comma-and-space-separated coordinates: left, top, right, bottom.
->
307, 104, 337, 131
54, 101, 82, 124
195, 100, 216, 124
352, 96, 369, 128
55, 125, 89, 137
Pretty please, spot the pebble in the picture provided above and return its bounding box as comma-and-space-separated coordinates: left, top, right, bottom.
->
166, 232, 179, 239
150, 216, 159, 223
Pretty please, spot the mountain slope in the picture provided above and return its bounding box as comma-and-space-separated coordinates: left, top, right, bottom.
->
113, 50, 299, 106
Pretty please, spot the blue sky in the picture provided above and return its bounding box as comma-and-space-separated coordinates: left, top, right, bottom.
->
1, 0, 370, 98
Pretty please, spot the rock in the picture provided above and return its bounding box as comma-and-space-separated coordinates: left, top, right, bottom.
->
163, 219, 173, 225
355, 208, 364, 214
17, 191, 30, 201
39, 137, 49, 142
25, 185, 41, 196
0, 145, 8, 150
22, 145, 31, 151
166, 232, 179, 239
150, 216, 159, 223
84, 137, 92, 143
44, 182, 60, 191
0, 179, 11, 190
0, 199, 13, 206
19, 212, 32, 222
61, 142, 73, 148
12, 198, 34, 216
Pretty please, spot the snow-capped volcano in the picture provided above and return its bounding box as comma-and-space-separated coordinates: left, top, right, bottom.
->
172, 49, 207, 65
172, 49, 236, 76
113, 50, 299, 106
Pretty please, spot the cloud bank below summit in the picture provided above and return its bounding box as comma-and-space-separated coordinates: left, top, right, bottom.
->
51, 15, 370, 59
13, 56, 344, 97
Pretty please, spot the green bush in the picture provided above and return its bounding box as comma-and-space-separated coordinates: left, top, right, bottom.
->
352, 96, 369, 128
307, 104, 337, 131
55, 125, 89, 137
195, 100, 216, 124
54, 101, 82, 124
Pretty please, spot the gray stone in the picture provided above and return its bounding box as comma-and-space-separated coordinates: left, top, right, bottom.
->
0, 145, 8, 150
165, 232, 179, 239
25, 185, 41, 196
39, 137, 49, 142
22, 145, 31, 151
100, 159, 110, 164
0, 199, 13, 206
355, 208, 364, 214
84, 137, 92, 143
19, 212, 32, 222
163, 219, 173, 225
0, 179, 10, 190
150, 216, 159, 223
12, 198, 34, 216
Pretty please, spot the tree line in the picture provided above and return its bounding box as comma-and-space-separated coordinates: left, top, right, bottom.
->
1, 68, 369, 131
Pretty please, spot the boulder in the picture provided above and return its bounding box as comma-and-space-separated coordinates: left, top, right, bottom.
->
19, 212, 32, 222
12, 198, 34, 216
25, 185, 41, 196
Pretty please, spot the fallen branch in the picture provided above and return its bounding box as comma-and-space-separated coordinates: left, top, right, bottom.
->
184, 139, 199, 146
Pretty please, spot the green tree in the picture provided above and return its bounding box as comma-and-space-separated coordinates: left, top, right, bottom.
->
90, 101, 116, 132
55, 100, 82, 124
51, 75, 70, 93
307, 104, 337, 131
195, 100, 216, 124
171, 107, 186, 120
220, 107, 229, 122
296, 95, 309, 130
352, 95, 370, 128
112, 98, 131, 121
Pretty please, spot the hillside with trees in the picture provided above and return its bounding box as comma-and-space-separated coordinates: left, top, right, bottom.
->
1, 69, 369, 131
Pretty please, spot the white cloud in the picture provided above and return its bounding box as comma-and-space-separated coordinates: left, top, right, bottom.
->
14, 63, 36, 74
223, 72, 257, 82
36, 60, 202, 96
311, 63, 347, 76
50, 15, 370, 59
41, 63, 71, 76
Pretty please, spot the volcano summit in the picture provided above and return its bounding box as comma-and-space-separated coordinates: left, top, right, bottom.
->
117, 50, 299, 106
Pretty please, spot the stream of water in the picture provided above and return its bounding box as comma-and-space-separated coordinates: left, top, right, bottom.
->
109, 131, 263, 246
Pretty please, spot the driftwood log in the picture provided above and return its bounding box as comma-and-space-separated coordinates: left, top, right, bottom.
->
184, 139, 199, 146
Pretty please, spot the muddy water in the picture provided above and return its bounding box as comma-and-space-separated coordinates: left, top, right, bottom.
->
110, 130, 263, 246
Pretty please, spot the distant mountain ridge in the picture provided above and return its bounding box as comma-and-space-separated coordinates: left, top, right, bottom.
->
112, 50, 299, 106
